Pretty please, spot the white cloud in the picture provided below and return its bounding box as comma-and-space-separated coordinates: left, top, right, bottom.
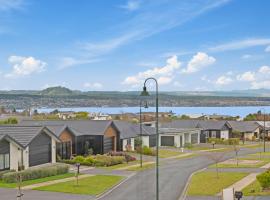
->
265, 45, 270, 52
209, 38, 270, 52
173, 81, 183, 88
5, 56, 46, 78
57, 57, 99, 69
241, 54, 252, 59
157, 76, 172, 85
0, 0, 23, 11
215, 75, 233, 85
236, 65, 270, 89
258, 66, 270, 74
120, 0, 140, 11
182, 52, 216, 73
236, 71, 256, 82
122, 55, 181, 86
84, 82, 103, 90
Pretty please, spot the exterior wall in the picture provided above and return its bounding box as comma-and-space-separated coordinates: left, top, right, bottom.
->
9, 142, 20, 171
244, 132, 255, 140
142, 136, 149, 147
104, 126, 118, 151
59, 129, 74, 154
51, 138, 56, 164
23, 147, 29, 169
122, 138, 135, 151
220, 130, 229, 139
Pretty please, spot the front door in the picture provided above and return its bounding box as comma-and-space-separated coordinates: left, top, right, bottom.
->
180, 136, 183, 147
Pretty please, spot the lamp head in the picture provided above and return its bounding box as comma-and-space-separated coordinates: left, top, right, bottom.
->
140, 86, 150, 96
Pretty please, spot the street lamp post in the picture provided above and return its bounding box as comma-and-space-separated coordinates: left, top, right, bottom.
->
140, 77, 159, 200
261, 108, 266, 152
139, 100, 148, 168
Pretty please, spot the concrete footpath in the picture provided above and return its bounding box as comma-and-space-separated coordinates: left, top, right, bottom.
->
22, 174, 93, 190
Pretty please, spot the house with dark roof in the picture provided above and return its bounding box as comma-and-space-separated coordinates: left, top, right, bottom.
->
161, 120, 232, 143
227, 121, 261, 140
20, 120, 121, 158
0, 126, 60, 171
113, 121, 156, 151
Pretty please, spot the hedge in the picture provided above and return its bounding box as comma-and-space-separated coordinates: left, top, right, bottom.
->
0, 170, 15, 180
257, 171, 270, 189
62, 154, 128, 167
136, 146, 156, 156
2, 163, 69, 183
207, 138, 240, 145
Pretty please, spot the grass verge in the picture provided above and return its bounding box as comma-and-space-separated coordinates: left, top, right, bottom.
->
242, 180, 270, 196
35, 175, 124, 195
127, 163, 155, 171
187, 171, 248, 196
0, 173, 74, 188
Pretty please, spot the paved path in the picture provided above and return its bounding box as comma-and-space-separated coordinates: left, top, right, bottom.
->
22, 174, 93, 190
0, 188, 95, 200
225, 173, 260, 191
115, 161, 154, 170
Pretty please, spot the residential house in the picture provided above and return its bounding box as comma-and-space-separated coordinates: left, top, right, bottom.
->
0, 126, 60, 171
113, 121, 156, 151
161, 120, 232, 143
227, 121, 261, 140
20, 120, 121, 159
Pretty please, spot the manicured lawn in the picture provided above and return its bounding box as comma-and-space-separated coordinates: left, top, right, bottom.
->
35, 175, 124, 195
0, 173, 74, 188
158, 149, 183, 158
127, 163, 155, 171
210, 161, 269, 168
187, 171, 248, 196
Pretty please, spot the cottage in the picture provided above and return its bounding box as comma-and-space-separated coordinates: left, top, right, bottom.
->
0, 126, 60, 171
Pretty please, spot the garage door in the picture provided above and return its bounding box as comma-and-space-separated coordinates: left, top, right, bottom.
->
161, 136, 174, 146
104, 137, 114, 153
29, 133, 51, 167
191, 133, 198, 144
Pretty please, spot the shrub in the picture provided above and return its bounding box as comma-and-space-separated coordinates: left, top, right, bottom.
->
184, 143, 192, 148
207, 138, 239, 145
73, 156, 85, 163
0, 170, 15, 180
257, 171, 270, 189
2, 164, 69, 183
136, 146, 156, 156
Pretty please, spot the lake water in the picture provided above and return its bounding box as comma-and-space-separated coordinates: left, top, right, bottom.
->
36, 106, 270, 118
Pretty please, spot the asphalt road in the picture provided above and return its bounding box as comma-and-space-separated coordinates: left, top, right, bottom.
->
98, 148, 260, 200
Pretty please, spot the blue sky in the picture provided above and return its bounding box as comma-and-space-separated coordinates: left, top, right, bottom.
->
0, 0, 270, 91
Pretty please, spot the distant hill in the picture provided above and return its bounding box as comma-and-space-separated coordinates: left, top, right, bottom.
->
0, 86, 270, 109
39, 86, 75, 96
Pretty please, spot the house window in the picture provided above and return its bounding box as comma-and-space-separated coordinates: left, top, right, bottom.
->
0, 154, 9, 170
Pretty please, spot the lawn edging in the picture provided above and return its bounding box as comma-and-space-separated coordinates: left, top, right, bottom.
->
96, 173, 136, 199
178, 167, 207, 200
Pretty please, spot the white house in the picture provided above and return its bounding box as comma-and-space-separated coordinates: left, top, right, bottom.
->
0, 126, 60, 171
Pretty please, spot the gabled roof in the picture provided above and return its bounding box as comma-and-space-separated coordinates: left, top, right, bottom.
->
113, 121, 155, 139
20, 120, 117, 136
161, 120, 230, 131
0, 126, 60, 148
161, 120, 199, 129
227, 121, 260, 132
197, 120, 230, 130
